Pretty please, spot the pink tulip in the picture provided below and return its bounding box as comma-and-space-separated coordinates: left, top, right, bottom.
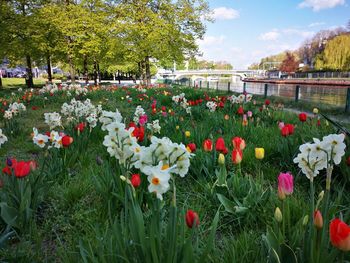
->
278, 121, 285, 130
278, 172, 294, 196
139, 114, 148, 126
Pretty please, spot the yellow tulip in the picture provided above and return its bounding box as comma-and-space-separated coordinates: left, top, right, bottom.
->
255, 148, 265, 160
313, 108, 319, 114
176, 125, 180, 130
185, 131, 191, 138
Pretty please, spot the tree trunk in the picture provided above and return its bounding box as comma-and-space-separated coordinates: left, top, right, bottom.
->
93, 60, 97, 85
0, 75, 2, 89
26, 55, 34, 88
68, 52, 75, 83
97, 63, 101, 83
139, 60, 146, 85
117, 70, 121, 84
145, 56, 151, 86
83, 55, 88, 84
47, 55, 53, 83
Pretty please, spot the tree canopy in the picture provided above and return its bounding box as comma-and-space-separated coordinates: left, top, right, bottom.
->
0, 0, 210, 85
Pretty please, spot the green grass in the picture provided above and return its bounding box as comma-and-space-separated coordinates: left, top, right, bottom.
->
0, 85, 349, 262
1, 78, 60, 89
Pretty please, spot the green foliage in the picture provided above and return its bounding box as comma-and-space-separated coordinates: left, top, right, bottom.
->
315, 34, 350, 71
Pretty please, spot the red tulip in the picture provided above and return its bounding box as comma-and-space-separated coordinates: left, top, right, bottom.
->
62, 135, 74, 147
299, 113, 307, 122
285, 124, 295, 134
237, 106, 244, 115
232, 149, 243, 164
14, 161, 31, 178
203, 139, 213, 152
75, 122, 86, 132
330, 218, 350, 251
265, 99, 270, 106
218, 101, 224, 108
131, 174, 141, 188
2, 159, 36, 178
215, 137, 228, 155
187, 143, 196, 153
185, 210, 199, 228
232, 137, 246, 150
129, 123, 145, 142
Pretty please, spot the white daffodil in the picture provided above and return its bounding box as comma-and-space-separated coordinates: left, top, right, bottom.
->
0, 129, 8, 148
143, 161, 174, 200
150, 136, 174, 161
322, 134, 346, 165
147, 120, 161, 134
44, 112, 62, 130
99, 109, 123, 130
33, 133, 49, 148
134, 146, 154, 171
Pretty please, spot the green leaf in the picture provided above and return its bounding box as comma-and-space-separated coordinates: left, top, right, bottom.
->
217, 194, 236, 214
0, 202, 18, 228
199, 207, 220, 261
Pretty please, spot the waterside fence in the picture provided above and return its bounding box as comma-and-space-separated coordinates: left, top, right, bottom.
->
173, 79, 350, 113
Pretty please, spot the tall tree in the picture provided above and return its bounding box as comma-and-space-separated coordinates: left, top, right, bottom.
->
279, 52, 299, 73
0, 0, 44, 88
315, 34, 350, 71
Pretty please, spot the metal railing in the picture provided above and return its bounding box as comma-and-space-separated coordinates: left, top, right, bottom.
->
172, 79, 350, 113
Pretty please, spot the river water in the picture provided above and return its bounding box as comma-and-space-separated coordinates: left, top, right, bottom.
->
191, 78, 348, 107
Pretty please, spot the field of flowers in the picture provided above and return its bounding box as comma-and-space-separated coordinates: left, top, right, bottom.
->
0, 83, 350, 262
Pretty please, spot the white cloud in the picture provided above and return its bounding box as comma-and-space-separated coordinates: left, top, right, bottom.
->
197, 35, 226, 46
298, 0, 345, 11
308, 22, 326, 27
259, 31, 280, 41
282, 29, 314, 38
211, 7, 240, 20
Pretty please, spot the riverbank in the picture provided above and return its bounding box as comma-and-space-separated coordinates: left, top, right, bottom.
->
244, 78, 350, 87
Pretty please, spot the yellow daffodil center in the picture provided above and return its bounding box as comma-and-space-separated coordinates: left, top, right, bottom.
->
161, 164, 169, 170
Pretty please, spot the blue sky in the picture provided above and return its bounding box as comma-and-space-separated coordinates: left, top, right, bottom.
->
198, 0, 349, 69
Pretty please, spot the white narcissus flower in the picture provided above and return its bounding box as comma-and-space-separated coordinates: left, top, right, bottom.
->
99, 109, 123, 131
44, 112, 62, 130
0, 129, 8, 148
206, 101, 217, 112
294, 134, 347, 180
322, 134, 346, 165
147, 120, 161, 134
33, 133, 49, 148
143, 161, 174, 200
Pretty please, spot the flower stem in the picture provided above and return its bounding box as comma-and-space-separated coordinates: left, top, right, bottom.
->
310, 179, 315, 263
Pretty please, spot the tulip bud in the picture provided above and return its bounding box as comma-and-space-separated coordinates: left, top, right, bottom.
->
218, 153, 225, 165
131, 174, 141, 188
185, 210, 199, 228
318, 190, 324, 202
255, 148, 265, 160
303, 215, 309, 226
313, 108, 319, 114
224, 114, 230, 120
176, 125, 180, 130
274, 207, 282, 223
185, 131, 191, 138
120, 175, 127, 181
278, 186, 286, 200
314, 210, 323, 229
